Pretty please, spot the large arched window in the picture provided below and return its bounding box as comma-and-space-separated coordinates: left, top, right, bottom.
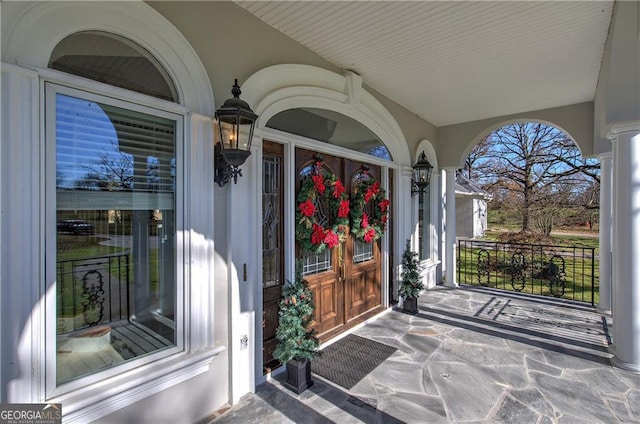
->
49, 31, 178, 102
47, 32, 183, 391
3, 2, 217, 418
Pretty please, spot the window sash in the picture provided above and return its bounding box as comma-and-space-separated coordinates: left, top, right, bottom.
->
44, 82, 185, 397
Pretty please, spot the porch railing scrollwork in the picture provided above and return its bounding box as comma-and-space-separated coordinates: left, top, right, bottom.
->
458, 240, 596, 305
57, 254, 131, 334
80, 270, 106, 326
545, 254, 567, 298
477, 249, 491, 287
510, 250, 527, 292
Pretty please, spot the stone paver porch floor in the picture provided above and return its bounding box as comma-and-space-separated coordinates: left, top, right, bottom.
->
203, 287, 640, 423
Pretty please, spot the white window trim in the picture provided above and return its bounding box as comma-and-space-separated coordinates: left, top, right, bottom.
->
2, 2, 219, 413
45, 82, 186, 397
37, 69, 222, 420
54, 349, 222, 424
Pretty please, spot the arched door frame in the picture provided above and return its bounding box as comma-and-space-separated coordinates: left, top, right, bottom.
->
242, 64, 411, 167
243, 65, 411, 383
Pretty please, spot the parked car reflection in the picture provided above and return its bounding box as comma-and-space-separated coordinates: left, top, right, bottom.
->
57, 219, 95, 235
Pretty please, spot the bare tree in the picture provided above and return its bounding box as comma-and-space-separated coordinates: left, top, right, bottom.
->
463, 135, 491, 179
78, 149, 133, 191
469, 122, 599, 233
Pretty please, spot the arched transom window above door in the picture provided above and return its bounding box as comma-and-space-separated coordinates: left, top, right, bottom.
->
49, 31, 178, 102
267, 108, 392, 161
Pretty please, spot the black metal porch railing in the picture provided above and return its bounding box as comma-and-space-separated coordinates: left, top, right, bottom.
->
457, 239, 597, 305
56, 254, 131, 334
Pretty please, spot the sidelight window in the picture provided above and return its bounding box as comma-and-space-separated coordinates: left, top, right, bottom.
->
418, 189, 431, 260
263, 150, 284, 288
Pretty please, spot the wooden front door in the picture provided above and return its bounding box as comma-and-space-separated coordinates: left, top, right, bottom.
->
296, 148, 383, 342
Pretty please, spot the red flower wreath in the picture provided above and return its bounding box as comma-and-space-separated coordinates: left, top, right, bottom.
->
350, 176, 389, 243
295, 161, 350, 254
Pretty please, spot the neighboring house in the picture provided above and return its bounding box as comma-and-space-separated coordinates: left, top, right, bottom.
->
1, 2, 638, 424
456, 174, 492, 239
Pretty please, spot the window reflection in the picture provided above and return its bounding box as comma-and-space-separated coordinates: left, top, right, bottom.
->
55, 93, 177, 385
267, 108, 392, 161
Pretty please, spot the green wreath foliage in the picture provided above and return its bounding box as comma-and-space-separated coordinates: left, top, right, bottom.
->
350, 176, 390, 243
295, 163, 350, 255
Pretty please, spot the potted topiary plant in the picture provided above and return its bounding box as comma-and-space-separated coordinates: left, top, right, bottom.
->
273, 265, 320, 394
398, 239, 424, 314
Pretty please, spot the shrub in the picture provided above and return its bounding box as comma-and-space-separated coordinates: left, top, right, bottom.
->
398, 240, 423, 299
272, 266, 319, 363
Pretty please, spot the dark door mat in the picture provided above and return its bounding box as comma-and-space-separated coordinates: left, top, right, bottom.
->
311, 334, 397, 389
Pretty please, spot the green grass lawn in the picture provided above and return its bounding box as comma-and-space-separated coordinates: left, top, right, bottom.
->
56, 235, 161, 318
57, 234, 127, 261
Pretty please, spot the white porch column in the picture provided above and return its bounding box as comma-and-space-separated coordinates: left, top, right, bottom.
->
228, 140, 258, 402
444, 168, 457, 287
609, 122, 640, 373
597, 152, 613, 316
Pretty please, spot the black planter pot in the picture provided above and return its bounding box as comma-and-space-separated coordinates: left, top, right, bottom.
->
282, 358, 314, 394
402, 297, 418, 315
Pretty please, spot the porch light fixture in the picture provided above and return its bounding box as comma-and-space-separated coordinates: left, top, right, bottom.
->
214, 79, 258, 187
411, 151, 433, 196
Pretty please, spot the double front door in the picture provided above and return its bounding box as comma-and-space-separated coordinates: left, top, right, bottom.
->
296, 148, 383, 342
262, 143, 385, 373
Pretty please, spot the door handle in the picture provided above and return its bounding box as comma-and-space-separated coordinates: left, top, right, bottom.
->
337, 242, 343, 282
337, 242, 346, 283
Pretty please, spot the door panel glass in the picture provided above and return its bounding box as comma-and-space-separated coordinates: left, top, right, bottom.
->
263, 155, 283, 288
262, 141, 285, 373
302, 250, 333, 276
353, 240, 374, 263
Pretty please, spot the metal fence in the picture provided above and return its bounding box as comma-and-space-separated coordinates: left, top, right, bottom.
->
56, 254, 131, 333
457, 239, 597, 305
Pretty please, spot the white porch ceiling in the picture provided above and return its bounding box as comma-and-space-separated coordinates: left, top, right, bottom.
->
235, 1, 614, 127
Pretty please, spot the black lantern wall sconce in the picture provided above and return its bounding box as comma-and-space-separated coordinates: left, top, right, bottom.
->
214, 79, 258, 187
411, 151, 433, 196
